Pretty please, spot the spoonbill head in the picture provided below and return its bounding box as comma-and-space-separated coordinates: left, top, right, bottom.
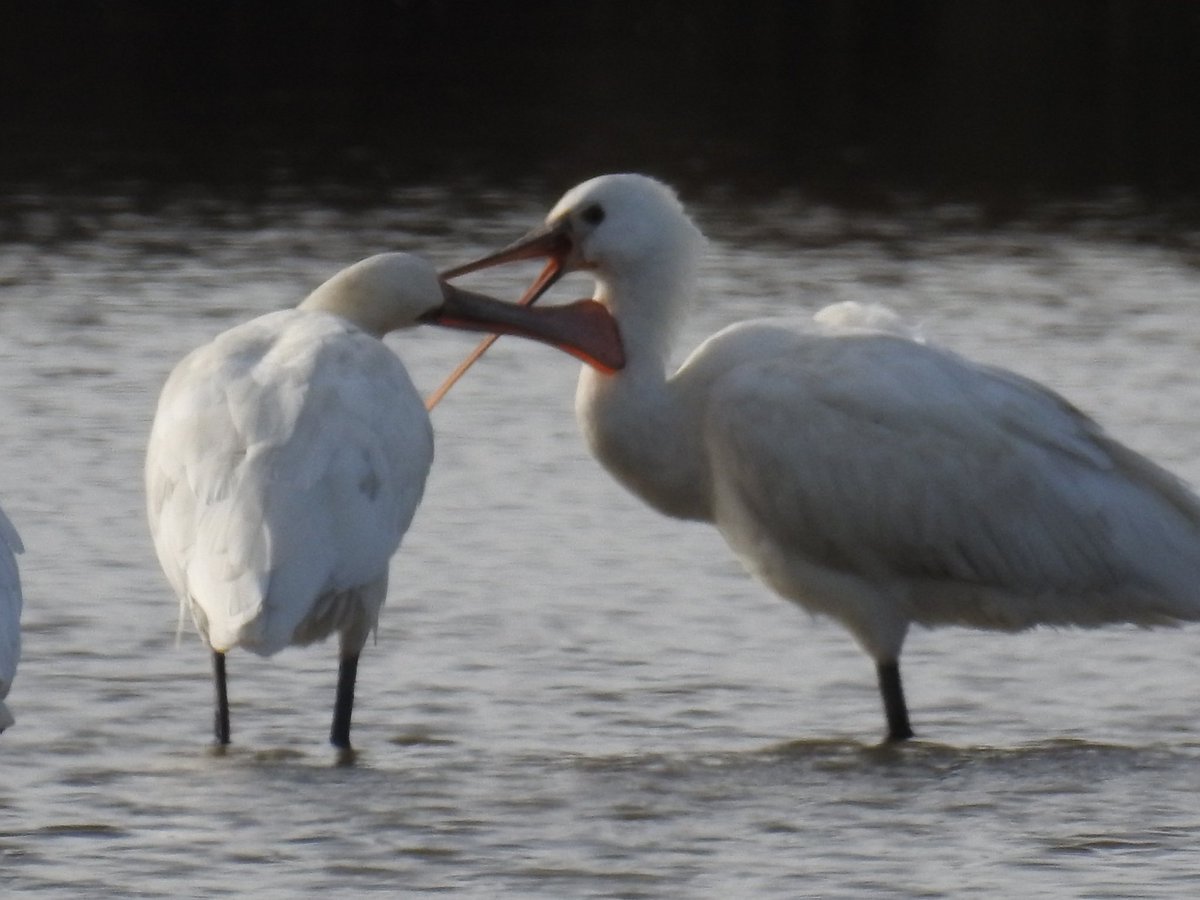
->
445, 174, 702, 359
443, 175, 1200, 743
146, 251, 623, 750
304, 251, 623, 372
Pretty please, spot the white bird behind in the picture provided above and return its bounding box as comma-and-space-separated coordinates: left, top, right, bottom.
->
148, 308, 431, 658
146, 251, 624, 748
0, 502, 23, 732
444, 173, 1200, 742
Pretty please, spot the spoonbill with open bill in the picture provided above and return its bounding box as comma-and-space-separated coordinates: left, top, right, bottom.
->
441, 173, 1200, 742
146, 251, 623, 749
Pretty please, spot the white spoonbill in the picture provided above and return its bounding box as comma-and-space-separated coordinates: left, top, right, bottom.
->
0, 502, 23, 732
443, 173, 1200, 742
146, 251, 623, 749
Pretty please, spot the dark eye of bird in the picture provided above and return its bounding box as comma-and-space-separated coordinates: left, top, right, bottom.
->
581, 204, 605, 225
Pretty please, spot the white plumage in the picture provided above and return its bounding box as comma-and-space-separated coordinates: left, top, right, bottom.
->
0, 502, 23, 732
447, 173, 1200, 741
811, 299, 924, 340
146, 251, 623, 748
148, 308, 432, 659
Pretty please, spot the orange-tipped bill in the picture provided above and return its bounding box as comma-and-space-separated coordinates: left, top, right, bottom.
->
441, 220, 573, 302
422, 280, 622, 410
428, 222, 581, 409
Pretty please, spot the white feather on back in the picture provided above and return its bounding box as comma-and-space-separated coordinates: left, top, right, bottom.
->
146, 309, 433, 655
699, 327, 1200, 656
813, 300, 925, 341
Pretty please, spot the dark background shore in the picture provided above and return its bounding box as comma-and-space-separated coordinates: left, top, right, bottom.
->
2, 0, 1198, 211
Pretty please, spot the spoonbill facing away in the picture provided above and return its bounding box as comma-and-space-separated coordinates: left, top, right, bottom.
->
0, 503, 22, 732
146, 252, 623, 749
443, 174, 1200, 742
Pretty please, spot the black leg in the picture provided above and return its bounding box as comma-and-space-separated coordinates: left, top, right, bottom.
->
330, 654, 359, 749
212, 650, 230, 745
876, 659, 914, 742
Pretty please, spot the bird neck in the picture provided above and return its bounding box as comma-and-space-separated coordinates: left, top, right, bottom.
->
299, 280, 393, 338
575, 273, 711, 522
597, 245, 697, 366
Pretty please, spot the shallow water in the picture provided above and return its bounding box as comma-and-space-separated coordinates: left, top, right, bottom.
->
2, 184, 1200, 896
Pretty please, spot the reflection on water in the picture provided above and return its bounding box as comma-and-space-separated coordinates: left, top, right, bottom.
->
1, 182, 1199, 896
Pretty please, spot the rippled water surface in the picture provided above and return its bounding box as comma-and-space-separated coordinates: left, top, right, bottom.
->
2, 184, 1199, 896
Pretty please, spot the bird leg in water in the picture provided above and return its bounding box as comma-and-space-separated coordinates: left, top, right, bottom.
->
212, 650, 230, 745
876, 660, 914, 741
330, 654, 359, 749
